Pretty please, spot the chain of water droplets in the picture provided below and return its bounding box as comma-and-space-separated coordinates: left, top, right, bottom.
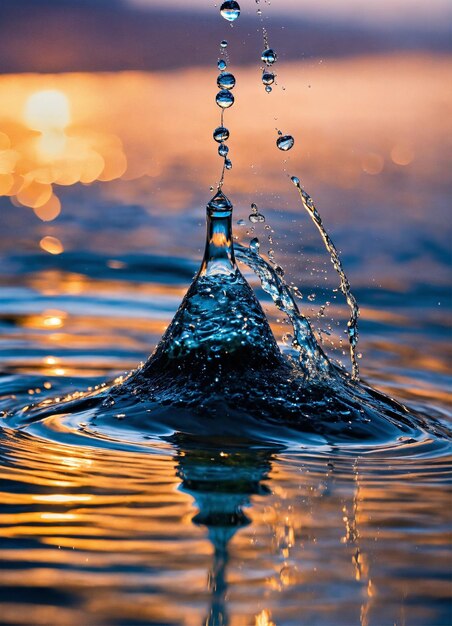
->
213, 2, 242, 190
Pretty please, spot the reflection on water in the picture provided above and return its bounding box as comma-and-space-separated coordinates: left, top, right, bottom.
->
0, 428, 450, 625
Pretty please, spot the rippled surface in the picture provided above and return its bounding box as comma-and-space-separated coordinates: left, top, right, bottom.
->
0, 54, 451, 624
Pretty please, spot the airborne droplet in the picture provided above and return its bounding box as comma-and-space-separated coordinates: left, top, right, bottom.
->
218, 144, 229, 157
261, 48, 277, 66
220, 1, 240, 22
220, 40, 228, 48
217, 59, 227, 71
225, 158, 233, 170
250, 237, 260, 253
262, 71, 275, 85
213, 126, 230, 142
216, 90, 235, 109
217, 72, 236, 90
276, 135, 294, 151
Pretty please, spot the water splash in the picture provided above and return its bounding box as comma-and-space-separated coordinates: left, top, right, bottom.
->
291, 175, 361, 380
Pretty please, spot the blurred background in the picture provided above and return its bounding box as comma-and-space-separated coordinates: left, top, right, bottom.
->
0, 0, 451, 407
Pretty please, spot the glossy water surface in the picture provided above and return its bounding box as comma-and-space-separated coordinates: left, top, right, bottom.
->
0, 55, 451, 625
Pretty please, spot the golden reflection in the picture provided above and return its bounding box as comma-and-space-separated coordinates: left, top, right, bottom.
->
255, 609, 276, 626
39, 235, 64, 254
0, 85, 127, 222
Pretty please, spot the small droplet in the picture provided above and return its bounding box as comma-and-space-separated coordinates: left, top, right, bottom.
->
225, 158, 232, 169
237, 219, 246, 226
220, 1, 240, 22
220, 40, 228, 48
213, 126, 230, 142
217, 72, 236, 90
262, 71, 275, 85
276, 134, 294, 151
249, 213, 265, 223
218, 143, 229, 157
216, 90, 234, 109
261, 48, 277, 65
265, 85, 272, 93
290, 175, 300, 186
308, 293, 316, 302
217, 59, 227, 71
250, 237, 260, 253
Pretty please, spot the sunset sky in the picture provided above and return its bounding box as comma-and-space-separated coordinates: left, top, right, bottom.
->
131, 0, 452, 27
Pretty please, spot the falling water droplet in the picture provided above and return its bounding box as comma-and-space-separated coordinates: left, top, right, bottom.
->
225, 158, 233, 170
217, 59, 227, 71
261, 48, 277, 65
265, 85, 272, 93
276, 135, 294, 151
250, 237, 260, 253
291, 175, 300, 186
220, 1, 241, 22
237, 219, 246, 226
220, 40, 228, 48
213, 126, 230, 142
218, 144, 229, 157
262, 71, 275, 85
216, 90, 235, 109
249, 212, 265, 223
217, 72, 236, 90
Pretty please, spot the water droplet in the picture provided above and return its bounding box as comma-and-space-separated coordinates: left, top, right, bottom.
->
216, 90, 234, 109
213, 126, 230, 142
262, 71, 275, 85
308, 293, 316, 302
218, 143, 229, 157
237, 219, 246, 226
251, 202, 258, 213
249, 212, 265, 223
217, 72, 236, 90
290, 175, 300, 186
261, 48, 277, 65
217, 59, 227, 71
225, 158, 232, 169
276, 135, 294, 151
220, 40, 228, 48
265, 85, 272, 93
220, 1, 240, 22
250, 237, 260, 253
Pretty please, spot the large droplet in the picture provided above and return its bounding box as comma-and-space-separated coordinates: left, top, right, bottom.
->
276, 135, 294, 151
216, 90, 235, 109
217, 72, 236, 90
218, 144, 229, 157
261, 48, 277, 66
220, 1, 240, 22
262, 71, 275, 85
213, 126, 230, 142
